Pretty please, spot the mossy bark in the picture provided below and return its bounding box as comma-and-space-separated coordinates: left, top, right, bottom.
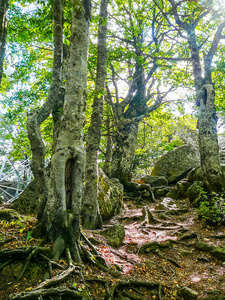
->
82, 0, 108, 230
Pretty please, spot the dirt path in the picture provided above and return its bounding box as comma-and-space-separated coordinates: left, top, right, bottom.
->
0, 197, 225, 299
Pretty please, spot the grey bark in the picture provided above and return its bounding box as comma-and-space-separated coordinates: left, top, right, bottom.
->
27, 0, 63, 220
103, 113, 112, 177
169, 0, 225, 191
0, 0, 8, 85
82, 0, 109, 230
39, 0, 91, 262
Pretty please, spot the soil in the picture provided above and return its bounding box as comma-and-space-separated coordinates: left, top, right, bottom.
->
0, 196, 225, 300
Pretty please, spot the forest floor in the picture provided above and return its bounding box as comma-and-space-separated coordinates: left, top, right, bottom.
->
0, 195, 225, 299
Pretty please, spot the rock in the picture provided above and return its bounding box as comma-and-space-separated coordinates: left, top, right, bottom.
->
176, 180, 192, 198
203, 289, 225, 300
157, 212, 168, 220
177, 286, 198, 300
196, 242, 225, 261
187, 166, 204, 183
161, 197, 176, 210
102, 224, 125, 248
186, 181, 203, 202
13, 180, 39, 214
151, 144, 200, 184
153, 187, 171, 198
0, 208, 20, 221
139, 175, 168, 187
166, 187, 180, 200
98, 169, 124, 220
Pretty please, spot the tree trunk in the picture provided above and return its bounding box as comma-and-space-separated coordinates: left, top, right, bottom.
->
82, 0, 108, 230
27, 0, 63, 221
111, 120, 139, 186
39, 0, 91, 262
0, 0, 8, 85
198, 83, 225, 191
103, 113, 112, 177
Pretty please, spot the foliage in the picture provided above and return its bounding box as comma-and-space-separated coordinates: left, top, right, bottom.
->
197, 189, 225, 225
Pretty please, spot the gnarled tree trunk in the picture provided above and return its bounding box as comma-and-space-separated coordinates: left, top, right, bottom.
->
82, 0, 108, 230
39, 0, 91, 262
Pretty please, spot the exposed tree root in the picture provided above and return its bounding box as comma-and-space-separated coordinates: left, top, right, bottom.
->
7, 287, 88, 300
141, 206, 160, 226
109, 279, 161, 300
0, 237, 14, 246
0, 246, 51, 263
36, 265, 78, 289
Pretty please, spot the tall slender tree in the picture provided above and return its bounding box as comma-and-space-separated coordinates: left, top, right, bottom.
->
168, 0, 225, 191
82, 0, 109, 230
0, 0, 8, 85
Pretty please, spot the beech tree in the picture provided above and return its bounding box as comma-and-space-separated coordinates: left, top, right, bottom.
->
106, 0, 178, 189
0, 0, 8, 85
82, 0, 109, 230
27, 0, 91, 262
166, 0, 225, 191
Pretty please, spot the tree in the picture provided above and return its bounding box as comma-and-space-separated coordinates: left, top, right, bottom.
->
106, 0, 174, 189
167, 0, 225, 191
0, 0, 8, 85
27, 0, 91, 262
82, 0, 109, 230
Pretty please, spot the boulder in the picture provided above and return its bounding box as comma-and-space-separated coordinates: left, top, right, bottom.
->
98, 169, 123, 220
139, 175, 168, 187
187, 166, 204, 183
13, 180, 39, 214
202, 289, 225, 300
0, 208, 20, 221
102, 224, 125, 248
177, 286, 198, 300
186, 181, 203, 202
153, 186, 171, 198
151, 144, 200, 184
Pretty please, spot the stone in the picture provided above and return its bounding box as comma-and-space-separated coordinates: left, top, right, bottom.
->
187, 166, 204, 183
161, 197, 177, 210
102, 224, 125, 248
98, 169, 124, 220
186, 181, 203, 202
166, 187, 180, 200
177, 286, 198, 300
203, 289, 225, 300
0, 208, 20, 221
139, 175, 168, 187
176, 180, 192, 198
151, 144, 200, 184
13, 180, 39, 214
153, 187, 171, 198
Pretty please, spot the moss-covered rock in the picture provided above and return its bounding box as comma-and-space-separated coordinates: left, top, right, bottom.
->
12, 180, 39, 214
177, 286, 198, 300
187, 166, 204, 183
196, 241, 225, 261
102, 224, 125, 248
202, 290, 225, 300
98, 169, 123, 220
151, 144, 200, 184
139, 175, 168, 187
0, 209, 20, 221
186, 181, 203, 202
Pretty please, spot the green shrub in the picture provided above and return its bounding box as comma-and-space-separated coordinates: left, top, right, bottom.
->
197, 191, 225, 225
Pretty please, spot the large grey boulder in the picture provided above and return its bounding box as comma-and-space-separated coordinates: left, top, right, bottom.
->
139, 175, 168, 187
151, 144, 200, 184
98, 168, 123, 220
